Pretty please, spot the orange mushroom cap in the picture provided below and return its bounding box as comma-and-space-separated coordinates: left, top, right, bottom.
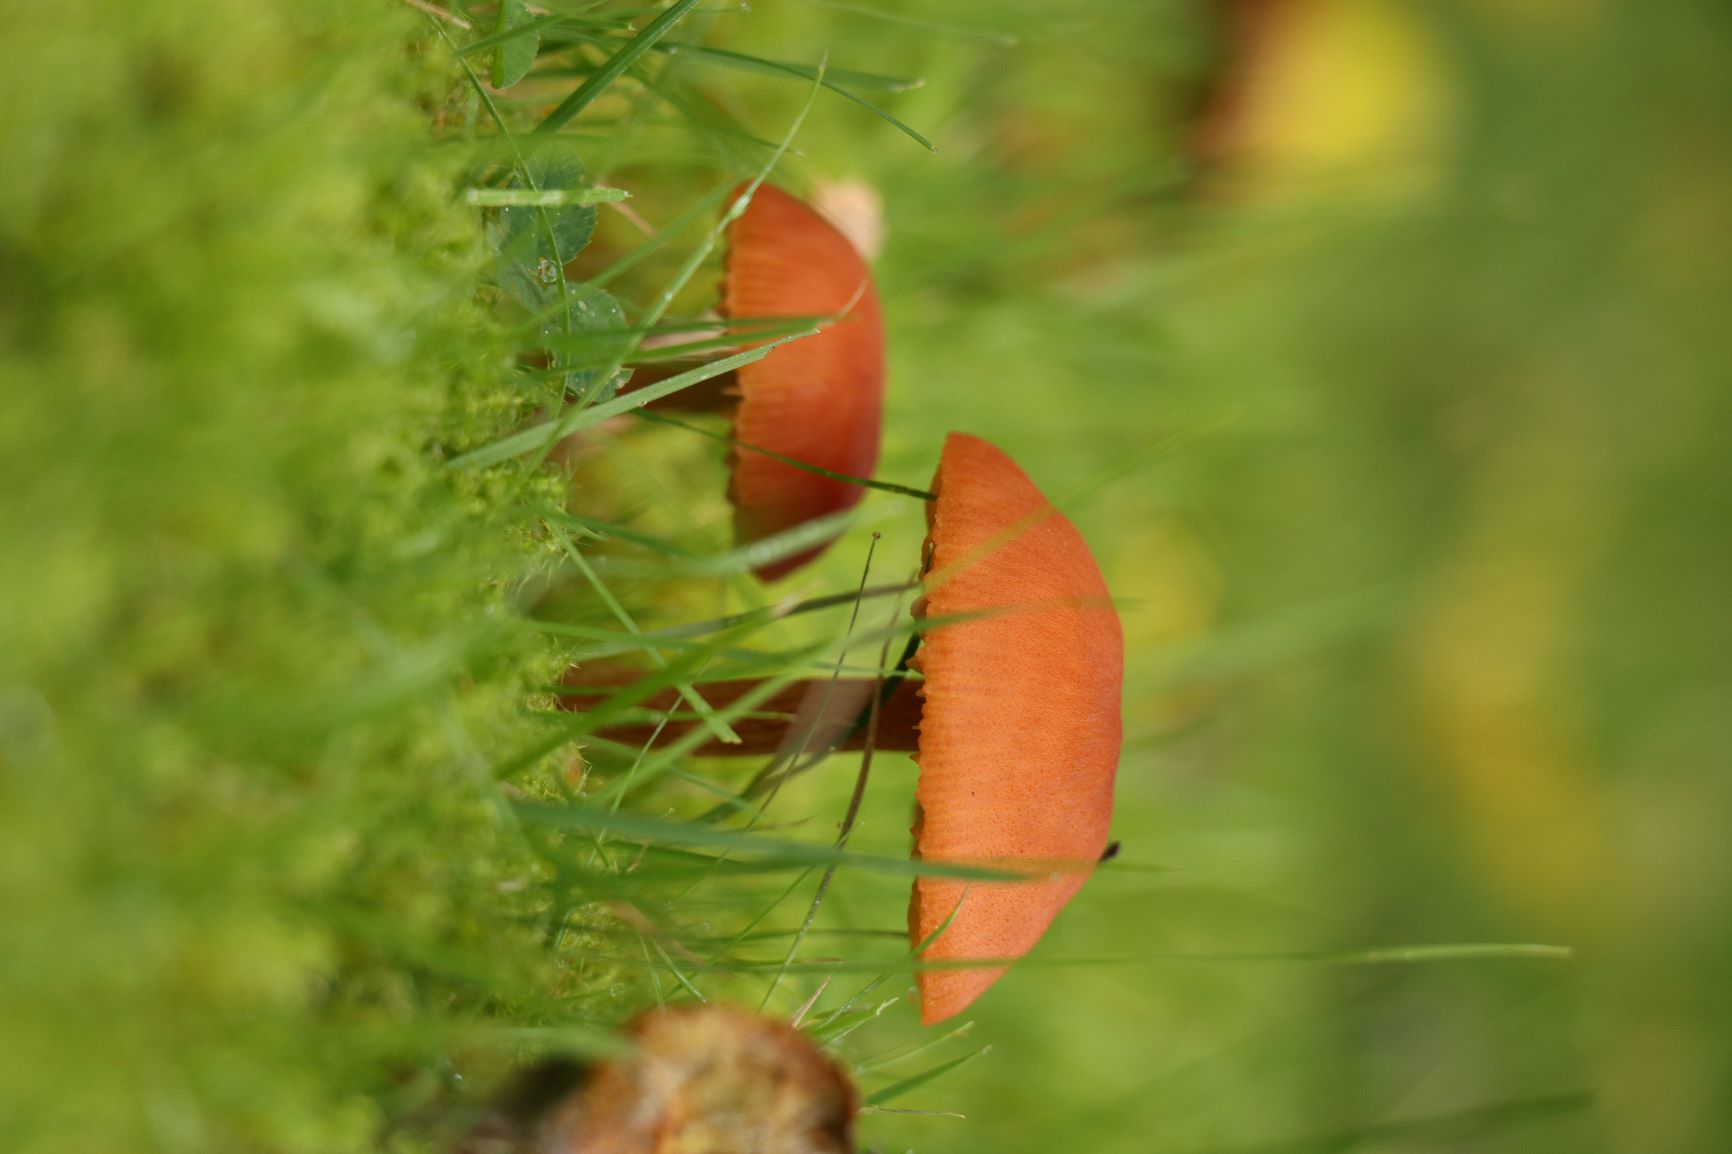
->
909, 433, 1124, 1025
723, 183, 885, 581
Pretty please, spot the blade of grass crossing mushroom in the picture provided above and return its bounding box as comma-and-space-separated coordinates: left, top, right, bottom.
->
544, 604, 1012, 691
587, 693, 825, 814
688, 626, 916, 825
742, 567, 911, 833
635, 410, 936, 500
731, 626, 919, 814
533, 312, 828, 362
593, 669, 819, 804
660, 550, 894, 911
639, 583, 918, 641
550, 626, 789, 740
588, 177, 730, 282
509, 804, 1040, 883
574, 421, 781, 624
546, 517, 739, 745
448, 335, 804, 471
806, 897, 969, 1041
758, 537, 889, 1010
536, 623, 898, 676
683, 943, 1578, 976
573, 505, 896, 581
537, 619, 868, 670
739, 927, 909, 945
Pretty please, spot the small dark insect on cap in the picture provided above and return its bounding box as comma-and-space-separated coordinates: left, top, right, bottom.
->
1099, 841, 1122, 862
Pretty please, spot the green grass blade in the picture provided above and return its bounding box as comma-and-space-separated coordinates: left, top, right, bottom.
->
464, 186, 630, 207
588, 179, 736, 288
489, 0, 540, 88
591, 507, 865, 579
634, 410, 937, 500
546, 518, 739, 745
535, 0, 706, 136
511, 804, 1040, 882
447, 333, 806, 471
1217, 1092, 1595, 1154
684, 943, 1578, 976
865, 1047, 989, 1107
460, 10, 583, 58
658, 42, 924, 92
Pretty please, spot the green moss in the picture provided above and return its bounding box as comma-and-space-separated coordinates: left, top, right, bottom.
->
0, 4, 583, 1151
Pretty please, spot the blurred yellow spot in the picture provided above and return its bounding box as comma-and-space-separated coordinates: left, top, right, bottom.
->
1467, 0, 1603, 37
1402, 376, 1610, 927
1111, 514, 1222, 731
1213, 0, 1457, 201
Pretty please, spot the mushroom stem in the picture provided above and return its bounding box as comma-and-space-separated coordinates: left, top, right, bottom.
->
616, 360, 739, 413
555, 674, 922, 756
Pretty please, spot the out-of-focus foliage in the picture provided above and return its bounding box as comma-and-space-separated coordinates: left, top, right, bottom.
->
587, 2, 1732, 1151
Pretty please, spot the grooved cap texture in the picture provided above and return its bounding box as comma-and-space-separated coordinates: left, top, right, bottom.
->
910, 433, 1124, 1025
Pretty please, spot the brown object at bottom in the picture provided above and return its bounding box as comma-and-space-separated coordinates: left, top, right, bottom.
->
537, 1004, 856, 1154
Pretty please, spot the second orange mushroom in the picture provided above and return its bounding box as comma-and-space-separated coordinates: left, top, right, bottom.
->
620, 183, 885, 581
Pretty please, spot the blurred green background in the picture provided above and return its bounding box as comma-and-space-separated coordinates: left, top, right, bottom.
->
619, 3, 1730, 1149
3, 1, 1729, 1152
